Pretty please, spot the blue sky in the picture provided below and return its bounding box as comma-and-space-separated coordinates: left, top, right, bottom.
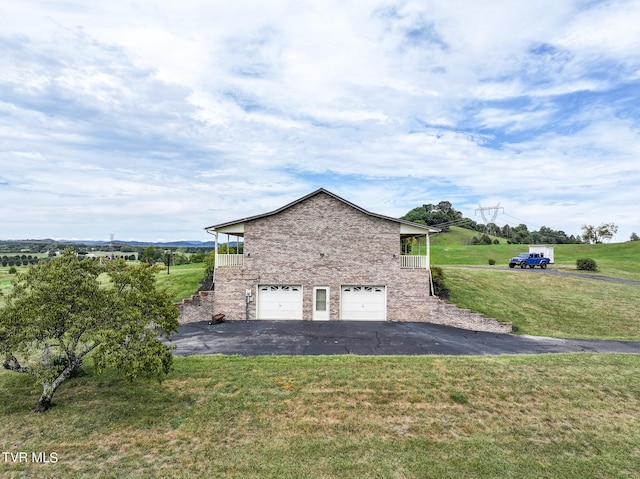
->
1, 0, 639, 242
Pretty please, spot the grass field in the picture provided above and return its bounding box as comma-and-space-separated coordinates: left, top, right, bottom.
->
0, 265, 29, 301
422, 228, 640, 339
154, 262, 206, 303
444, 267, 640, 339
430, 227, 640, 280
430, 226, 504, 246
2, 354, 639, 478
0, 261, 206, 306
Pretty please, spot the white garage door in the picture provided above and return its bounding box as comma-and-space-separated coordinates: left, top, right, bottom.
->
341, 285, 386, 321
257, 285, 303, 320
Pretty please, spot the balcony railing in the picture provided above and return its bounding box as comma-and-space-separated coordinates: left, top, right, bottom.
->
400, 255, 428, 269
217, 253, 426, 269
217, 254, 244, 267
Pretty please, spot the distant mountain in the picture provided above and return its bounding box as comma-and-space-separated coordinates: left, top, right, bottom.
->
81, 240, 217, 248
1, 239, 216, 248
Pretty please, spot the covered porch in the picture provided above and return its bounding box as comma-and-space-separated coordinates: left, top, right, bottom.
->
400, 226, 430, 270
209, 223, 245, 268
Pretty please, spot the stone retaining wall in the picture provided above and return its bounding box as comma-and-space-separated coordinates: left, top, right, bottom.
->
425, 298, 512, 333
175, 290, 215, 324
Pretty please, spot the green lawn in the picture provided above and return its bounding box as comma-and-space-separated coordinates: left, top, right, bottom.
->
2, 354, 639, 478
154, 262, 206, 303
430, 226, 504, 246
430, 228, 640, 281
444, 267, 640, 339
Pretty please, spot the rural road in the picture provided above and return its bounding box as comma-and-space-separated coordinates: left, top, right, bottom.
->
169, 320, 640, 357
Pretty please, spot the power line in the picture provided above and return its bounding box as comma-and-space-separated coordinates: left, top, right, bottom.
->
502, 213, 543, 231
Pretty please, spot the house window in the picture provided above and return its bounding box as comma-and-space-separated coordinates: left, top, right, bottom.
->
315, 288, 327, 311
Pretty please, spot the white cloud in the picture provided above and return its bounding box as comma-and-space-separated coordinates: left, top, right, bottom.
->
0, 0, 639, 241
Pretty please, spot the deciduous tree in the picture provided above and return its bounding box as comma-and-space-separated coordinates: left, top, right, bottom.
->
581, 223, 619, 244
140, 246, 158, 265
0, 249, 179, 413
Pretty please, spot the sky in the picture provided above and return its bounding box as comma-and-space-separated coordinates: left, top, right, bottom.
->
1, 0, 639, 242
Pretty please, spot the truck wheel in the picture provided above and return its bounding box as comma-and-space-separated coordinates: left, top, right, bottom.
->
520, 262, 526, 269
509, 263, 515, 268
540, 262, 547, 269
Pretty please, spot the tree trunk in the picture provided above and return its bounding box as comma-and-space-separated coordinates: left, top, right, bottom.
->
31, 345, 97, 413
34, 365, 75, 413
34, 394, 53, 413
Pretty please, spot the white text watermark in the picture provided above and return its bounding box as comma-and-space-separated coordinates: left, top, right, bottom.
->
2, 452, 58, 464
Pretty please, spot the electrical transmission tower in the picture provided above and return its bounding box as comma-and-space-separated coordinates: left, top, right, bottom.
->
475, 203, 504, 234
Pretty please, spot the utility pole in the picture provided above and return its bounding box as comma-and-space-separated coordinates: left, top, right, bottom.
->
164, 249, 172, 274
475, 203, 504, 234
109, 234, 115, 260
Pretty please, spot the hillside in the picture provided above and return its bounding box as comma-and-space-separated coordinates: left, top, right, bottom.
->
430, 227, 640, 280
426, 227, 640, 339
429, 226, 504, 246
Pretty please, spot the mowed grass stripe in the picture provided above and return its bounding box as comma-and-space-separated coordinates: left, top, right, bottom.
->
1, 354, 639, 478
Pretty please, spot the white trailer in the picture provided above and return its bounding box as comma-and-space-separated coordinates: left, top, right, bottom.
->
528, 245, 554, 263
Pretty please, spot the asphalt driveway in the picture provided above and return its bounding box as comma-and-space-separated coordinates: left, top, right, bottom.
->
169, 320, 640, 356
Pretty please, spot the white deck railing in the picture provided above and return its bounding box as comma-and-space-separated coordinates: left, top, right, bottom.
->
217, 254, 244, 267
400, 255, 428, 269
217, 254, 426, 269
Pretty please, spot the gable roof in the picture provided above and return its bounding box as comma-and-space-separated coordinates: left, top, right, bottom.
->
204, 188, 440, 234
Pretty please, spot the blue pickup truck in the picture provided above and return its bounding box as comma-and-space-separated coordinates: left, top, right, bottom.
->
508, 252, 551, 269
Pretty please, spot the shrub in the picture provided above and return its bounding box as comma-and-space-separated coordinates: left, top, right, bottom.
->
577, 258, 598, 271
471, 234, 493, 245
488, 259, 496, 266
431, 266, 450, 300
8, 266, 17, 274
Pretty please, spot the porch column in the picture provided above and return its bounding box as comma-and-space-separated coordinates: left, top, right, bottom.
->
426, 233, 430, 269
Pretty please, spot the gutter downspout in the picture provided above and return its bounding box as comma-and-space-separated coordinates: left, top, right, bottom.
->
427, 232, 434, 296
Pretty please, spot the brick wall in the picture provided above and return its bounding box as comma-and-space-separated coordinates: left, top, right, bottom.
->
175, 290, 215, 324
213, 191, 434, 322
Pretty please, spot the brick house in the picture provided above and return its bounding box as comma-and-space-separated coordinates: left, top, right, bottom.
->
204, 188, 440, 322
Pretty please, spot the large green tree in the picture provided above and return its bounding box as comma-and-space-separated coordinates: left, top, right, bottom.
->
0, 250, 179, 412
401, 201, 466, 230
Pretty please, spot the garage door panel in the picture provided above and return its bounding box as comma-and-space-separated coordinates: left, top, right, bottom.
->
341, 286, 386, 321
258, 285, 302, 320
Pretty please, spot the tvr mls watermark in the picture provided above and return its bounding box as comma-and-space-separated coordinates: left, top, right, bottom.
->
2, 451, 58, 464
